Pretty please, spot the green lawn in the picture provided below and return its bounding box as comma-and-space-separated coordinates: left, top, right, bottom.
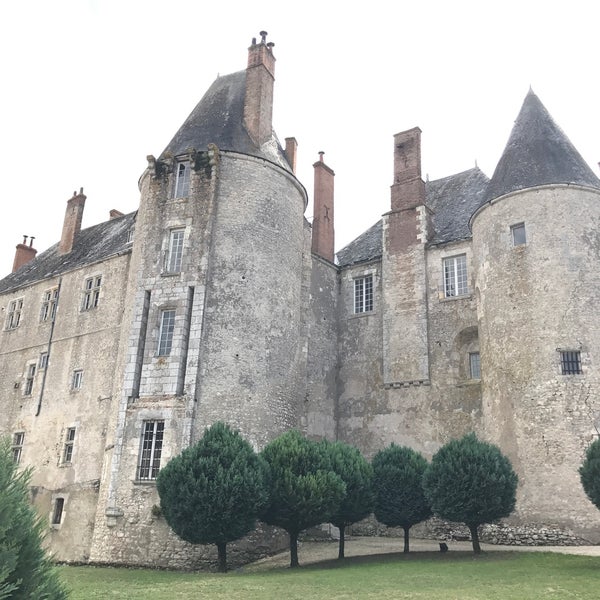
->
59, 552, 600, 599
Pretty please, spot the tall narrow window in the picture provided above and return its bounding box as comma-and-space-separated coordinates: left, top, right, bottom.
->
137, 420, 165, 480
82, 276, 102, 310
23, 364, 36, 396
165, 229, 185, 273
62, 428, 76, 463
469, 352, 481, 379
5, 298, 23, 329
39, 352, 49, 369
40, 288, 59, 322
174, 162, 190, 198
354, 274, 374, 314
443, 255, 468, 297
12, 432, 24, 464
71, 369, 83, 390
560, 351, 582, 375
158, 309, 176, 356
52, 498, 65, 525
511, 222, 527, 246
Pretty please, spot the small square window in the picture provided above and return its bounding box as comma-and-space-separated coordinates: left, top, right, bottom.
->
443, 255, 468, 298
469, 352, 481, 379
511, 223, 526, 246
23, 364, 36, 396
63, 428, 76, 463
71, 370, 83, 390
354, 275, 374, 314
52, 498, 65, 525
82, 276, 102, 311
12, 432, 24, 464
174, 162, 190, 198
5, 298, 23, 330
560, 351, 582, 375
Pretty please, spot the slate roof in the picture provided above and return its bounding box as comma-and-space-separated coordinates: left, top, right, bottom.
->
160, 70, 291, 170
336, 168, 489, 267
484, 91, 600, 203
0, 212, 136, 294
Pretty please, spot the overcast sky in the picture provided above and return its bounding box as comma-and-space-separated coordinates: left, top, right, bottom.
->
1, 0, 599, 277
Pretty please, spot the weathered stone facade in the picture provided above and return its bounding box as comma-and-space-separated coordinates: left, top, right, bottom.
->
1, 36, 600, 567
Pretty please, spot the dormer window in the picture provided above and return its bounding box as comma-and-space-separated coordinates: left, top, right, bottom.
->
174, 162, 190, 198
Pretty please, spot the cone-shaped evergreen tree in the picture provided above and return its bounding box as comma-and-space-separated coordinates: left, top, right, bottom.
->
260, 430, 346, 567
0, 437, 67, 599
580, 438, 600, 510
322, 440, 374, 559
423, 433, 518, 553
156, 422, 268, 572
372, 444, 432, 553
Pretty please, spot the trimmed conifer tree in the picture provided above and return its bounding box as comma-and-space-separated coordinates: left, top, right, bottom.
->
423, 433, 518, 553
372, 444, 432, 553
579, 437, 600, 510
260, 430, 346, 568
322, 440, 374, 559
156, 422, 268, 572
0, 437, 67, 599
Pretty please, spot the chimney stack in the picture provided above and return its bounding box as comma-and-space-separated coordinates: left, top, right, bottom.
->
390, 127, 425, 212
59, 188, 86, 255
243, 31, 276, 147
284, 137, 298, 174
12, 235, 37, 273
311, 152, 335, 262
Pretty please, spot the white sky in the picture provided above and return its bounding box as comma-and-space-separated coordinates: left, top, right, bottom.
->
1, 0, 599, 277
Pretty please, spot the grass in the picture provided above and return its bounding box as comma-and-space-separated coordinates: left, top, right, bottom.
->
58, 551, 600, 599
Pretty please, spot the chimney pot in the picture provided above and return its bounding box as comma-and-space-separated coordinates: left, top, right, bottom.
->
29, 236, 35, 247
260, 31, 268, 43
22, 235, 28, 244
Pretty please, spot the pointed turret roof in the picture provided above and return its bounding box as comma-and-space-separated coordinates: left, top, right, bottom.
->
159, 71, 290, 170
484, 91, 600, 203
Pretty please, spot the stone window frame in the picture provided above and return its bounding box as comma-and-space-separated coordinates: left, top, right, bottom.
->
81, 274, 102, 311
164, 228, 185, 274
559, 349, 583, 375
39, 352, 48, 370
136, 420, 165, 481
51, 496, 65, 527
62, 427, 76, 464
12, 431, 24, 464
173, 161, 191, 198
354, 273, 374, 314
5, 297, 24, 330
442, 254, 468, 298
511, 222, 527, 246
23, 362, 36, 396
469, 351, 481, 379
71, 369, 83, 390
157, 308, 176, 356
40, 287, 59, 322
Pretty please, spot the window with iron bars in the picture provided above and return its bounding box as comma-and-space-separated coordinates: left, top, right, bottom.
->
354, 274, 374, 314
560, 350, 582, 375
137, 420, 165, 480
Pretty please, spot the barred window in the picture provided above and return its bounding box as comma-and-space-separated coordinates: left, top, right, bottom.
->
511, 222, 527, 246
354, 275, 374, 314
12, 432, 24, 464
5, 298, 23, 329
137, 420, 165, 480
23, 364, 36, 396
52, 498, 65, 525
165, 229, 185, 273
82, 276, 102, 311
158, 309, 176, 356
40, 288, 59, 322
469, 352, 481, 379
174, 162, 190, 198
443, 255, 468, 298
62, 428, 76, 463
560, 351, 582, 375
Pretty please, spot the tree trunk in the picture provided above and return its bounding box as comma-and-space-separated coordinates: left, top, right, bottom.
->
403, 526, 410, 553
290, 531, 299, 568
338, 524, 346, 559
216, 542, 227, 572
468, 524, 482, 554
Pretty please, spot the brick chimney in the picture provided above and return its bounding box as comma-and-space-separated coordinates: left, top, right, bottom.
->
59, 188, 86, 255
12, 235, 37, 272
243, 31, 276, 147
285, 137, 298, 174
311, 152, 335, 262
390, 127, 426, 212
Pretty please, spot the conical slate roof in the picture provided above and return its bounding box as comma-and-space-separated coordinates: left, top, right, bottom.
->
160, 70, 290, 169
484, 91, 600, 203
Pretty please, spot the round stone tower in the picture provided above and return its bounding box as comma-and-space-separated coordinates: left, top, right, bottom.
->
471, 91, 600, 540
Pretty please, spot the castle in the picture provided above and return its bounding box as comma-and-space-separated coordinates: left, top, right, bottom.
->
1, 33, 600, 567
